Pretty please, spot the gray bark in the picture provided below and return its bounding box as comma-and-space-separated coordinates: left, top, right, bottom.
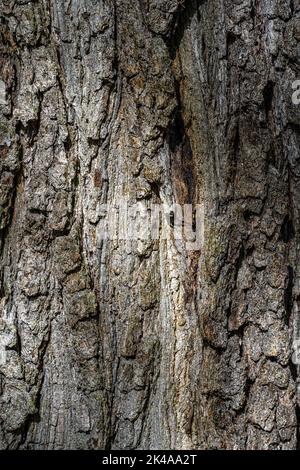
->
0, 0, 300, 450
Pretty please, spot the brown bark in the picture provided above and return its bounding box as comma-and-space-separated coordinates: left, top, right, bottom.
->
0, 0, 299, 450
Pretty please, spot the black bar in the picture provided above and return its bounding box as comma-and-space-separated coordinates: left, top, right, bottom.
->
0, 450, 295, 468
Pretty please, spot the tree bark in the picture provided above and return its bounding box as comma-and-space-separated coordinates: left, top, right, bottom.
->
0, 0, 299, 450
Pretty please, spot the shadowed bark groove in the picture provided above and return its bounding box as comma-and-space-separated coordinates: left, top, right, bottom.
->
0, 0, 300, 450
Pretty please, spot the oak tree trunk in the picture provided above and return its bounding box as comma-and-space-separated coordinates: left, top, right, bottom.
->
0, 0, 300, 450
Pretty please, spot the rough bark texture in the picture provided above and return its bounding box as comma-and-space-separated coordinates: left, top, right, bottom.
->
0, 0, 300, 450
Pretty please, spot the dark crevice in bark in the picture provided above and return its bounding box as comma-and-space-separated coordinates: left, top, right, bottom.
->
250, 3, 256, 23
166, 0, 198, 207
235, 245, 245, 282
263, 81, 274, 124
234, 375, 253, 419
168, 112, 185, 154
202, 338, 226, 354
288, 122, 300, 134
243, 209, 256, 221
226, 31, 237, 57
148, 181, 161, 200
280, 216, 295, 243
167, 0, 205, 59
284, 266, 294, 325
167, 109, 194, 204
230, 122, 240, 199
289, 359, 297, 383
